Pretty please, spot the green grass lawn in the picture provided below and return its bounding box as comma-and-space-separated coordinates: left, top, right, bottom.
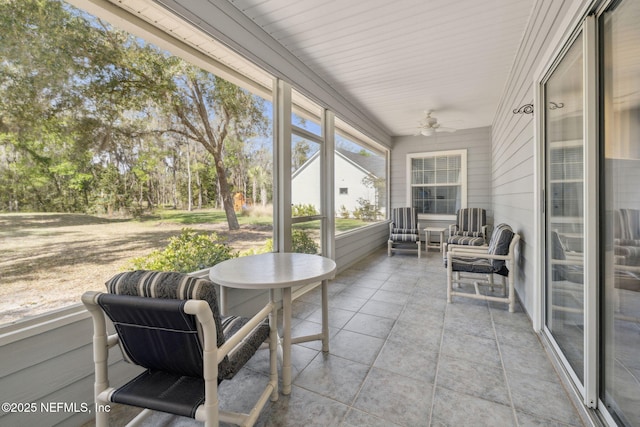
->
140, 208, 375, 233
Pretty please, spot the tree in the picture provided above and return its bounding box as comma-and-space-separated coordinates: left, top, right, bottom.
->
292, 140, 311, 172
0, 0, 270, 226
161, 71, 268, 229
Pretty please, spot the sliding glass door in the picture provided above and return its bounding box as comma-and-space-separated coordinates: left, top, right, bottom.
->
601, 0, 640, 424
540, 0, 640, 424
543, 32, 586, 385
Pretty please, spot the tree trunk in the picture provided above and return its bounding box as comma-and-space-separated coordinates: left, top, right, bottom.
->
214, 158, 239, 230
196, 170, 203, 209
260, 184, 267, 207
251, 177, 257, 206
186, 144, 193, 211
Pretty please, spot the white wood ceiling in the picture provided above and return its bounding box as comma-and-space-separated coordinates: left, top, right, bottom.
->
99, 0, 534, 137
227, 0, 535, 136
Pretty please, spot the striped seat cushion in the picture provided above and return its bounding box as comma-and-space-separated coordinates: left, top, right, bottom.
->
450, 256, 497, 275
615, 209, 640, 241
389, 207, 419, 243
487, 223, 514, 273
615, 245, 640, 266
447, 223, 514, 277
390, 230, 419, 242
447, 235, 485, 246
105, 270, 268, 381
454, 230, 485, 238
391, 207, 418, 230
456, 208, 486, 235
219, 315, 269, 380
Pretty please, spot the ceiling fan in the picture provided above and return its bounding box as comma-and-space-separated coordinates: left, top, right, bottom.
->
415, 110, 457, 136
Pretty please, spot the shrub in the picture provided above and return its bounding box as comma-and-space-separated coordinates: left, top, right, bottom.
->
338, 205, 350, 219
291, 229, 319, 254
353, 198, 381, 221
292, 203, 319, 217
128, 228, 237, 272
257, 229, 319, 255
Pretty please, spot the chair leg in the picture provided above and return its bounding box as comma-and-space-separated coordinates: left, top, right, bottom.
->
387, 240, 392, 256
417, 240, 421, 258
508, 273, 515, 313
447, 259, 453, 303
269, 290, 279, 401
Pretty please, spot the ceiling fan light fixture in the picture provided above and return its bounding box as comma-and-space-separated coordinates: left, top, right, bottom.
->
415, 110, 456, 137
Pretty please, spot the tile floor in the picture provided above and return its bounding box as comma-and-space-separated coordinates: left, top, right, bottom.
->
125, 248, 587, 426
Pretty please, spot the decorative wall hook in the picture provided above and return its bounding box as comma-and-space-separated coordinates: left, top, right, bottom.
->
513, 104, 534, 114
548, 101, 564, 110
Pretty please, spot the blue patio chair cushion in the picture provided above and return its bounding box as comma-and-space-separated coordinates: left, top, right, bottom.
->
105, 270, 269, 381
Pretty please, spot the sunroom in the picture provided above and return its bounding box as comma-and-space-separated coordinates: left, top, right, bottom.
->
1, 0, 639, 426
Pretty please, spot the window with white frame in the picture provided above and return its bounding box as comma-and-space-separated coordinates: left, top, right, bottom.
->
407, 149, 467, 218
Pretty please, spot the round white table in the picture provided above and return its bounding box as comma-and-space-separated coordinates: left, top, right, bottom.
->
209, 252, 336, 394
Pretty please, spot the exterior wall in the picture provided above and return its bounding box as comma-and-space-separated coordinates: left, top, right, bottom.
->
391, 127, 493, 235
335, 222, 389, 270
491, 0, 578, 315
0, 309, 141, 427
291, 154, 322, 211
292, 153, 378, 215
334, 156, 377, 215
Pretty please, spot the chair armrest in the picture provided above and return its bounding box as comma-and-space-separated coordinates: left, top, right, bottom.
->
449, 249, 510, 261
447, 244, 489, 254
551, 258, 584, 266
449, 224, 458, 235
217, 301, 275, 360
481, 225, 489, 238
616, 264, 640, 273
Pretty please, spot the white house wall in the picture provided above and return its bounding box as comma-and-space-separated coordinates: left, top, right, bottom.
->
335, 155, 378, 215
293, 154, 378, 215
491, 0, 578, 315
391, 127, 493, 234
291, 155, 322, 211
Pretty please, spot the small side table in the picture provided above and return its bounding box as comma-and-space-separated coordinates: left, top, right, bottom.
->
209, 253, 336, 395
424, 227, 446, 252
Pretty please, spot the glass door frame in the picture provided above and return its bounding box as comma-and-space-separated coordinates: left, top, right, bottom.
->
274, 79, 335, 258
534, 13, 599, 410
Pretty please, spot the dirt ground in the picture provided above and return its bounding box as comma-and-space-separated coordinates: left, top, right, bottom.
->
0, 213, 272, 324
